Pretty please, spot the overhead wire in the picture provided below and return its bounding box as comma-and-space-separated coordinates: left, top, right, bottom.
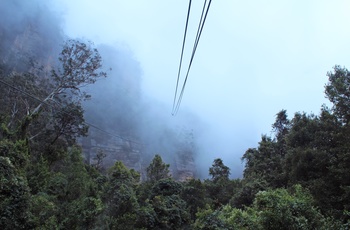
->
0, 78, 144, 145
172, 0, 192, 115
172, 0, 213, 115
174, 0, 210, 115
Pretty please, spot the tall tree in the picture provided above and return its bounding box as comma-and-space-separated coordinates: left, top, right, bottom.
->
102, 161, 140, 229
272, 109, 290, 143
209, 158, 230, 183
325, 65, 350, 124
241, 135, 286, 189
206, 158, 234, 208
146, 154, 170, 182
31, 39, 106, 116
0, 156, 32, 229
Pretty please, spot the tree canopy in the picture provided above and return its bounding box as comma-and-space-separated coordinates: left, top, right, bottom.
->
1, 7, 350, 227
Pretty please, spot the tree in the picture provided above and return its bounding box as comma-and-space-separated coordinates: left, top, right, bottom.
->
146, 154, 170, 182
102, 161, 140, 229
31, 39, 107, 116
148, 178, 190, 229
0, 39, 106, 143
284, 111, 344, 215
272, 109, 290, 158
272, 109, 290, 143
199, 185, 335, 230
193, 205, 230, 230
209, 158, 230, 182
181, 179, 207, 221
230, 176, 268, 209
0, 5, 111, 229
241, 135, 286, 189
0, 157, 32, 229
30, 193, 58, 229
0, 72, 46, 133
206, 159, 234, 208
0, 40, 106, 175
252, 185, 328, 229
325, 65, 350, 124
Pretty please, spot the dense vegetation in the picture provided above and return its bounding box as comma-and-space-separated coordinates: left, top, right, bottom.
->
1, 37, 350, 229
1, 1, 350, 228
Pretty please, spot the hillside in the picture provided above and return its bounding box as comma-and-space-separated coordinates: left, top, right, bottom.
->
1, 1, 350, 229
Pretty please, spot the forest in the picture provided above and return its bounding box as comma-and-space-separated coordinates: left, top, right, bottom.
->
1, 1, 350, 229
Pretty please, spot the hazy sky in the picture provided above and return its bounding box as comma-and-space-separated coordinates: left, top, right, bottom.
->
52, 0, 350, 176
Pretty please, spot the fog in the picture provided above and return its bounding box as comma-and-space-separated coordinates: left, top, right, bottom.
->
3, 0, 350, 178
82, 43, 208, 177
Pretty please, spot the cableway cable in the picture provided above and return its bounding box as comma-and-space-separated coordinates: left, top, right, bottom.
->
172, 0, 192, 115
172, 0, 212, 115
174, 0, 210, 115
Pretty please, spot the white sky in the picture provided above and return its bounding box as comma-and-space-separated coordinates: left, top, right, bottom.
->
52, 0, 350, 177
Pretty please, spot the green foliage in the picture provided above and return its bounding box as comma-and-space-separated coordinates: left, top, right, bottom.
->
181, 178, 207, 221
146, 154, 170, 182
49, 102, 89, 146
242, 136, 286, 188
205, 158, 235, 208
283, 110, 350, 218
0, 156, 32, 229
0, 37, 112, 229
230, 176, 268, 209
46, 172, 68, 200
209, 158, 230, 182
325, 65, 350, 124
26, 156, 51, 194
137, 178, 191, 229
272, 109, 290, 143
197, 185, 332, 230
135, 203, 157, 229
253, 185, 326, 229
151, 178, 183, 197
102, 161, 140, 229
2, 19, 350, 229
64, 196, 103, 229
30, 193, 58, 229
150, 194, 190, 229
193, 205, 229, 230
219, 205, 260, 230
0, 138, 29, 171
107, 161, 140, 186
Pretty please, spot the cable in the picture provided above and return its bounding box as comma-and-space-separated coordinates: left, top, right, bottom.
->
173, 0, 212, 115
174, 0, 208, 115
0, 78, 144, 145
172, 0, 192, 115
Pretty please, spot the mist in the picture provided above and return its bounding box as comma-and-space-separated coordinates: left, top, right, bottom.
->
0, 0, 287, 179
82, 43, 216, 178
0, 0, 63, 74
52, 0, 350, 179
8, 0, 349, 179
48, 1, 248, 178
2, 1, 350, 228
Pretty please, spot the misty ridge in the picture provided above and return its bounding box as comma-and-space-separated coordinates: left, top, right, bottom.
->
0, 0, 208, 179
1, 1, 350, 229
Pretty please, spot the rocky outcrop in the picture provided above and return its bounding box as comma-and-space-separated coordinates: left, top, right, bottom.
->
0, 1, 198, 181
173, 150, 196, 181
79, 130, 143, 172
79, 129, 196, 181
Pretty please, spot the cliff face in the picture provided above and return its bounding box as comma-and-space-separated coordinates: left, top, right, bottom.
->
0, 1, 62, 74
173, 150, 196, 181
1, 0, 197, 181
80, 130, 143, 172
79, 129, 196, 181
